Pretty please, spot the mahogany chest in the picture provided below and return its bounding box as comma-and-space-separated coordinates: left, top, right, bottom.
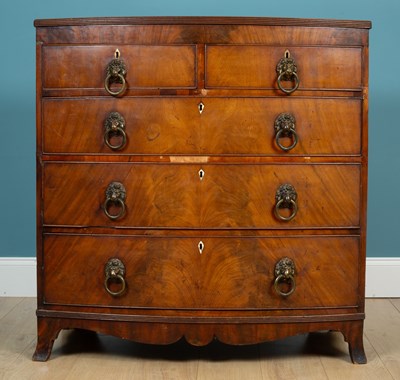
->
33, 16, 371, 363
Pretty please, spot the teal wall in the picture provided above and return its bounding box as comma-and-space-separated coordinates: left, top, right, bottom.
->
0, 0, 398, 257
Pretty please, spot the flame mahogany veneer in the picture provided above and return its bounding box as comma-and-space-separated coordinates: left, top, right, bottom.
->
33, 16, 371, 363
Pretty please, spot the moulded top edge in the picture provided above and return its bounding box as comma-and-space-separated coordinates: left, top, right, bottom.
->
33, 16, 372, 29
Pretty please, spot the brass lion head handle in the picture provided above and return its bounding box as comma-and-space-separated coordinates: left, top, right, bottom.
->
275, 184, 298, 222
103, 182, 126, 220
104, 112, 127, 150
104, 258, 126, 297
104, 49, 127, 96
274, 257, 296, 297
276, 50, 299, 94
274, 113, 298, 152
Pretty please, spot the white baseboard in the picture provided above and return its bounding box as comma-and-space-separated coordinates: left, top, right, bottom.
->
0, 257, 399, 298
365, 258, 400, 297
0, 258, 37, 297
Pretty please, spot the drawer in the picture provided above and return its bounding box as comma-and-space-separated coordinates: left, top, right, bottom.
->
42, 98, 200, 154
43, 163, 200, 228
42, 45, 197, 90
206, 45, 362, 90
200, 98, 362, 155
200, 164, 360, 228
42, 97, 361, 156
42, 163, 360, 228
43, 235, 360, 309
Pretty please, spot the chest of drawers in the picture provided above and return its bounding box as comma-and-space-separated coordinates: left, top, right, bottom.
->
33, 16, 371, 363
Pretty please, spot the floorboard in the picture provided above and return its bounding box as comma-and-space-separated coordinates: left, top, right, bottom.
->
0, 298, 399, 380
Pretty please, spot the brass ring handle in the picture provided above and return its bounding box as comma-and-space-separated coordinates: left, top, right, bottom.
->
277, 71, 299, 94
104, 274, 126, 296
104, 73, 126, 96
276, 50, 299, 95
274, 274, 296, 297
275, 184, 298, 222
103, 182, 126, 220
274, 257, 296, 297
104, 126, 127, 150
275, 198, 297, 221
275, 127, 298, 151
104, 258, 126, 297
103, 197, 126, 220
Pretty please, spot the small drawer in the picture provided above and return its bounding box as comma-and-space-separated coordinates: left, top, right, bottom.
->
42, 98, 200, 154
205, 45, 362, 90
42, 163, 201, 228
200, 164, 360, 228
199, 97, 362, 155
43, 235, 360, 309
42, 45, 197, 90
42, 163, 360, 229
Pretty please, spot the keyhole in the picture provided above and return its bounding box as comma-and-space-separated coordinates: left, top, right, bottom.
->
198, 241, 204, 254
198, 169, 205, 180
284, 49, 291, 58
114, 49, 121, 59
198, 102, 205, 114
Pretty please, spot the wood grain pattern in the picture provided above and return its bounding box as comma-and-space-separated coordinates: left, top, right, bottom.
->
35, 19, 370, 47
42, 45, 197, 89
42, 163, 199, 228
42, 97, 362, 155
201, 98, 362, 155
35, 16, 370, 362
206, 46, 362, 89
42, 98, 200, 154
42, 163, 360, 228
42, 235, 359, 309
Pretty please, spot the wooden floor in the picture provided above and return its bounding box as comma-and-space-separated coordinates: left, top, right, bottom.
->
0, 298, 399, 379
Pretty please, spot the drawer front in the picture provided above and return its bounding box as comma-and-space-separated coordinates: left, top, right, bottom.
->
43, 163, 360, 228
200, 164, 360, 228
43, 235, 359, 309
42, 97, 361, 156
42, 45, 197, 89
200, 98, 361, 155
206, 45, 362, 90
42, 98, 200, 154
43, 163, 201, 228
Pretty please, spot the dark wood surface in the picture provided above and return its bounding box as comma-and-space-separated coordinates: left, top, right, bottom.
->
34, 16, 371, 28
42, 97, 362, 155
206, 46, 362, 90
42, 45, 197, 89
41, 44, 362, 90
42, 163, 361, 228
34, 16, 370, 363
43, 234, 360, 309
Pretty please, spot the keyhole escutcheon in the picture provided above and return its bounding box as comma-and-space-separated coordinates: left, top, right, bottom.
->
198, 241, 204, 254
198, 102, 205, 114
198, 169, 205, 181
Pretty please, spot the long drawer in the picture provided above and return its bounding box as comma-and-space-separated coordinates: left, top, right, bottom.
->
42, 163, 360, 228
42, 97, 362, 155
43, 234, 360, 309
